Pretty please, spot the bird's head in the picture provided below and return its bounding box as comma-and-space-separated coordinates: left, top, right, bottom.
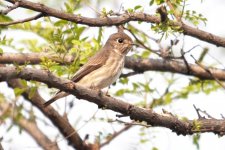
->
106, 32, 133, 55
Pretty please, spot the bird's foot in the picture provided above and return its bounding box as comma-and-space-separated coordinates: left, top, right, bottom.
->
91, 87, 111, 97
92, 88, 103, 97
95, 90, 112, 98
97, 89, 103, 97
105, 86, 111, 97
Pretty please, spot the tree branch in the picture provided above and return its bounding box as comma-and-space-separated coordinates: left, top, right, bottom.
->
0, 1, 19, 15
0, 103, 59, 150
0, 53, 75, 65
191, 55, 225, 89
3, 0, 225, 48
125, 57, 225, 81
0, 13, 45, 26
7, 79, 92, 150
1, 66, 225, 136
2, 52, 225, 81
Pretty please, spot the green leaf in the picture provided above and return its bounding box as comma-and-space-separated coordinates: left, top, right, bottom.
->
0, 15, 13, 22
97, 27, 103, 43
28, 87, 37, 99
54, 20, 68, 26
140, 138, 148, 143
149, 0, 154, 6
193, 134, 200, 150
119, 77, 128, 84
141, 50, 150, 58
20, 80, 27, 87
0, 48, 3, 54
115, 89, 126, 96
155, 0, 165, 5
127, 8, 134, 13
134, 5, 142, 10
14, 88, 26, 97
164, 92, 172, 104
6, 124, 13, 132
152, 147, 159, 150
132, 83, 139, 91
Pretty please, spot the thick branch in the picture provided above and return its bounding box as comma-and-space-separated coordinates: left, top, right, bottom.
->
2, 52, 225, 81
0, 1, 19, 15
1, 66, 225, 135
7, 79, 92, 150
0, 103, 59, 150
125, 57, 225, 81
3, 0, 225, 47
0, 53, 75, 65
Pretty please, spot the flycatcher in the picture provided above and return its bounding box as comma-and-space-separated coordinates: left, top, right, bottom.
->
44, 31, 133, 107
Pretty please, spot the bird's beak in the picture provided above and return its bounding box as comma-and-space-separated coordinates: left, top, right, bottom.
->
131, 43, 139, 47
130, 43, 139, 51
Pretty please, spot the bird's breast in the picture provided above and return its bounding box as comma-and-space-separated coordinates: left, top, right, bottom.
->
77, 55, 125, 89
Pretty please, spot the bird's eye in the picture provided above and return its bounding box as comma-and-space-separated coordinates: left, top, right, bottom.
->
117, 38, 124, 43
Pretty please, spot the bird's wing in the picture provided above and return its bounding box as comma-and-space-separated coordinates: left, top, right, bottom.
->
71, 47, 109, 82
43, 48, 109, 107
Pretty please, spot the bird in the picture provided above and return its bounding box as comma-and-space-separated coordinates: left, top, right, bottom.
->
44, 31, 133, 107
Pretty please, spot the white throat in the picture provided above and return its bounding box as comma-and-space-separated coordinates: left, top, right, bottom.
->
112, 48, 124, 57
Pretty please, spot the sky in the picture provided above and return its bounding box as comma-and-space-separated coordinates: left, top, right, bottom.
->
1, 0, 225, 150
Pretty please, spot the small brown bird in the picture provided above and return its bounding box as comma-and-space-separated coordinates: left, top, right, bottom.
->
44, 31, 133, 107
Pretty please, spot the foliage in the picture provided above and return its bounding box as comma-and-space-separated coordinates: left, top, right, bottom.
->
0, 0, 223, 150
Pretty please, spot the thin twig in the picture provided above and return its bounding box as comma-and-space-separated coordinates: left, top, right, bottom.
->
0, 13, 45, 26
125, 28, 160, 56
100, 124, 132, 147
0, 1, 19, 15
120, 72, 139, 78
191, 55, 225, 89
193, 104, 214, 119
193, 104, 203, 119
112, 119, 151, 128
127, 24, 159, 42
3, 0, 225, 47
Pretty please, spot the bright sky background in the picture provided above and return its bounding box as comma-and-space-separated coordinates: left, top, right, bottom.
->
1, 0, 225, 150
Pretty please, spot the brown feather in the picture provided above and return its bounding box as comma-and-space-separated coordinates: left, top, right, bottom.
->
71, 46, 110, 82
44, 32, 133, 107
43, 45, 110, 107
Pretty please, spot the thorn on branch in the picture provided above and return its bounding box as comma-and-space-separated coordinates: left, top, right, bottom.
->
193, 104, 204, 119
193, 104, 215, 119
116, 114, 128, 118
120, 71, 140, 78
84, 134, 89, 141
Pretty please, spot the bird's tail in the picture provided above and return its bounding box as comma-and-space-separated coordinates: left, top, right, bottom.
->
43, 91, 69, 107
